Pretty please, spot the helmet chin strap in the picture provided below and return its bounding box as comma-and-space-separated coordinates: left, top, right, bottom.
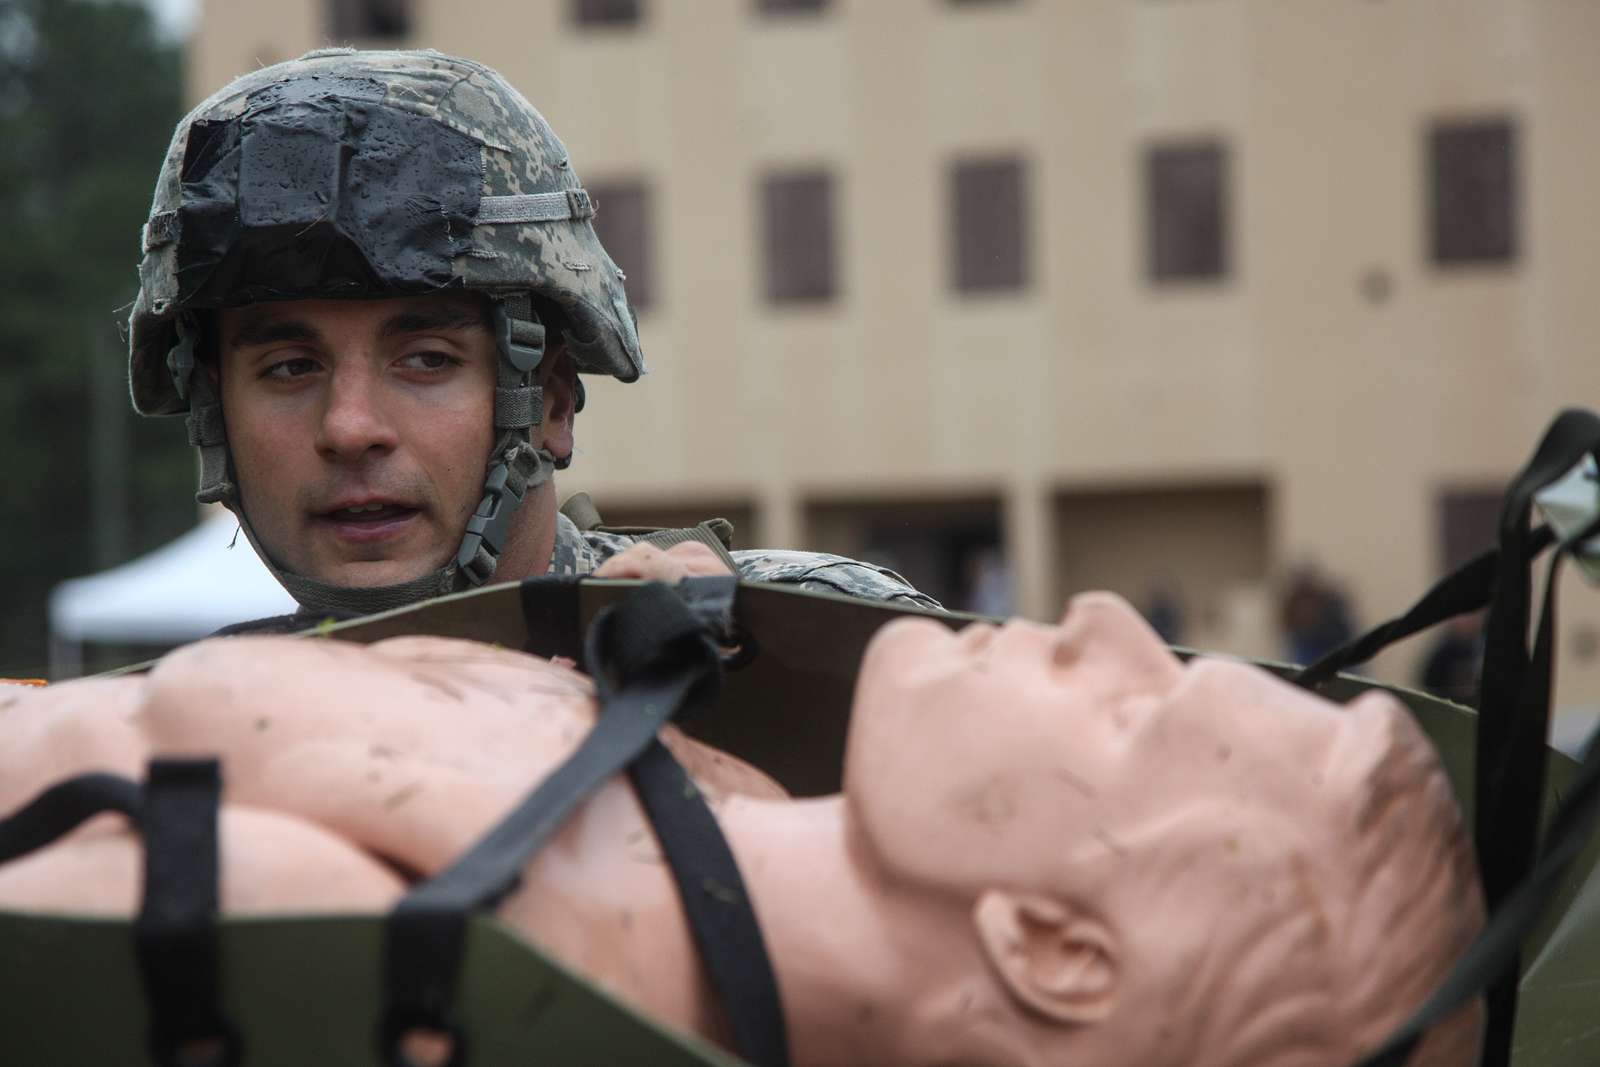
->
248, 438, 556, 618
173, 294, 555, 619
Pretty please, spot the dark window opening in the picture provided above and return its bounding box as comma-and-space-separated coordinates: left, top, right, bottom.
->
1436, 487, 1503, 575
756, 0, 829, 13
761, 169, 837, 305
950, 156, 1029, 295
589, 179, 655, 310
806, 497, 1006, 613
573, 0, 642, 27
1425, 486, 1503, 706
326, 0, 410, 40
1146, 140, 1229, 283
1429, 118, 1517, 266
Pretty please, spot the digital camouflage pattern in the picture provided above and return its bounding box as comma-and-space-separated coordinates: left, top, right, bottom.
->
129, 47, 643, 417
548, 515, 943, 609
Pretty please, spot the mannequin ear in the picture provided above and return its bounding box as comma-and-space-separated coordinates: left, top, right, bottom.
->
973, 889, 1118, 1025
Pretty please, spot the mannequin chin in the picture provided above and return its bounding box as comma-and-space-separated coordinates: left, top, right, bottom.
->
0, 593, 1483, 1067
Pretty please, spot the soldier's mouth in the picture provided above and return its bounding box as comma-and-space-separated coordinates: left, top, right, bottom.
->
316, 502, 421, 543
324, 503, 416, 523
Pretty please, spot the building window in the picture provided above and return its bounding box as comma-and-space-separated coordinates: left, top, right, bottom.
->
756, 0, 829, 13
806, 496, 1006, 614
761, 169, 837, 305
326, 0, 409, 40
1436, 488, 1502, 575
950, 156, 1029, 295
572, 0, 641, 27
1145, 140, 1229, 283
589, 179, 655, 310
1429, 118, 1517, 266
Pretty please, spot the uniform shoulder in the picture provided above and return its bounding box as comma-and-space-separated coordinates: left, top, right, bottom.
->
548, 512, 640, 576
730, 549, 944, 610
551, 515, 944, 610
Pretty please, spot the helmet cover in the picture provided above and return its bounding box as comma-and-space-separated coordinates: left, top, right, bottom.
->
129, 48, 644, 417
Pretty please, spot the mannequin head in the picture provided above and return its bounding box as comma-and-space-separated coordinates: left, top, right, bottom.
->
846, 592, 1483, 1067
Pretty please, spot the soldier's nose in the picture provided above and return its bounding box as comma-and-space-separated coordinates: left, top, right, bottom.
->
315, 370, 399, 459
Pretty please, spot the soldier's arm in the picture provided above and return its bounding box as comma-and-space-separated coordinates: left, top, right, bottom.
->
731, 550, 944, 610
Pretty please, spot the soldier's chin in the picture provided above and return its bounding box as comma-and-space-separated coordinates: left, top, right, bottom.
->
321, 556, 440, 590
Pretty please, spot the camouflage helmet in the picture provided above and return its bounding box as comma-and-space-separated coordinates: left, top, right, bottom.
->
129, 46, 643, 416
127, 49, 646, 616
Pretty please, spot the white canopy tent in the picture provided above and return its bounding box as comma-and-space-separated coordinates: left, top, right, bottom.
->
49, 514, 297, 677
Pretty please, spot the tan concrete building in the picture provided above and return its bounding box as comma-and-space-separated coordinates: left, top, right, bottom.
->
187, 0, 1600, 706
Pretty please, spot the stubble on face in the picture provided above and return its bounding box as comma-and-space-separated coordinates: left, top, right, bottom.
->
217, 293, 499, 590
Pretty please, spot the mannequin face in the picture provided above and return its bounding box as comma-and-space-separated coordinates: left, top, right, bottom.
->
846, 592, 1473, 1067
847, 593, 1351, 887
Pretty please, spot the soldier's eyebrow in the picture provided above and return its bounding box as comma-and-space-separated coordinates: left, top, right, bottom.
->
226, 316, 321, 351
224, 304, 489, 351
379, 307, 490, 339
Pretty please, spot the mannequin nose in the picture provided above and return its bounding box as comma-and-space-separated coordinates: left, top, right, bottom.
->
315, 367, 399, 459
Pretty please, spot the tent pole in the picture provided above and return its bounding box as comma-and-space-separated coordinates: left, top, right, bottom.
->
48, 634, 83, 682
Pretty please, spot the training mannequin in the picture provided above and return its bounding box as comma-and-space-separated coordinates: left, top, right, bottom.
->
0, 593, 1482, 1067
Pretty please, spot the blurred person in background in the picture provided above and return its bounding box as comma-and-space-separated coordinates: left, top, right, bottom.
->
1140, 583, 1185, 646
1279, 565, 1357, 667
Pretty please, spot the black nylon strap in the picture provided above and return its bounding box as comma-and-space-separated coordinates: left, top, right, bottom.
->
1292, 527, 1555, 691
380, 581, 726, 1066
1471, 410, 1600, 1066
136, 757, 239, 1067
629, 740, 790, 1067
0, 763, 236, 1064
0, 772, 142, 863
1315, 409, 1600, 1067
1351, 520, 1600, 1067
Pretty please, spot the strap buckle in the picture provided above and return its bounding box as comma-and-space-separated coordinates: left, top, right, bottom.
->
490, 300, 545, 374
456, 456, 524, 586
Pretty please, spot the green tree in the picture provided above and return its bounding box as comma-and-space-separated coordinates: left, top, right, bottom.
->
0, 0, 195, 676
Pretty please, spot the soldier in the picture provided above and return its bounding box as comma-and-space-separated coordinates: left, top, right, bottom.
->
128, 48, 938, 628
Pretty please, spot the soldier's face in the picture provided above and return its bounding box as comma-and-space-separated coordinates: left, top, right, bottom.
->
217, 293, 501, 589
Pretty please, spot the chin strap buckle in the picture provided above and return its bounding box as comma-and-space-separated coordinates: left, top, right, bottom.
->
457, 454, 524, 586
457, 443, 550, 586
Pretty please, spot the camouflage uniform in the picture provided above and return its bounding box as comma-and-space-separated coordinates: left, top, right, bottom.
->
547, 513, 942, 609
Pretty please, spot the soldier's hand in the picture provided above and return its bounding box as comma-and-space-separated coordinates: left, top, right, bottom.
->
592, 541, 734, 582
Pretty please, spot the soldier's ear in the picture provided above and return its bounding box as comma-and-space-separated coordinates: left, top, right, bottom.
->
538, 347, 576, 461
973, 889, 1119, 1025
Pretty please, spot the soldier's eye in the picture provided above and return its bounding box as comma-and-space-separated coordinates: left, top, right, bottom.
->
263, 357, 320, 380
400, 351, 461, 371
